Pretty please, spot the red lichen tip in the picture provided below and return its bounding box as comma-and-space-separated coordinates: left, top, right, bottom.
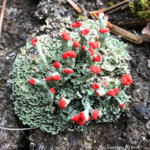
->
32, 38, 38, 46
72, 21, 82, 28
62, 32, 71, 41
50, 88, 55, 94
29, 78, 35, 85
92, 109, 99, 120
51, 73, 61, 81
89, 41, 100, 49
99, 28, 109, 33
68, 50, 77, 58
57, 32, 61, 36
79, 112, 86, 121
72, 115, 80, 122
59, 98, 67, 109
121, 73, 133, 86
90, 66, 101, 74
81, 45, 86, 50
73, 41, 80, 48
120, 103, 125, 108
96, 11, 104, 16
81, 28, 90, 35
53, 61, 61, 68
62, 52, 69, 59
64, 69, 73, 74
96, 91, 100, 96
108, 88, 120, 97
93, 54, 102, 62
77, 120, 85, 126
96, 89, 105, 97
33, 38, 38, 42
62, 50, 76, 59
92, 83, 100, 90
88, 47, 95, 56
102, 81, 107, 87
88, 116, 91, 121
74, 111, 90, 126
46, 76, 51, 82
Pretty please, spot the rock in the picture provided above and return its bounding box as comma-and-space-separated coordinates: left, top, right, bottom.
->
0, 61, 19, 149
135, 105, 150, 122
29, 122, 126, 150
0, 0, 41, 149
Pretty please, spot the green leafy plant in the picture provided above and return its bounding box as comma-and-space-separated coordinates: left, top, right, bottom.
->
11, 13, 133, 134
129, 0, 150, 19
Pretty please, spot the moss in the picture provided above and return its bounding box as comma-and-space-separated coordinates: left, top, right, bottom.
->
129, 0, 150, 19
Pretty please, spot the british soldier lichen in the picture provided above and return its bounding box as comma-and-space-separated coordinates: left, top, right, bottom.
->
11, 13, 133, 134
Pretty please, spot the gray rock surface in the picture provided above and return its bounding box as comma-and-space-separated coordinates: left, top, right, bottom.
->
0, 0, 150, 150
0, 0, 39, 149
0, 71, 19, 150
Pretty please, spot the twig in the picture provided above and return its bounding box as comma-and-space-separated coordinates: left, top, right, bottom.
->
117, 20, 150, 27
66, 0, 82, 13
90, 0, 129, 15
0, 0, 7, 37
108, 0, 140, 14
107, 3, 129, 14
89, 13, 96, 21
0, 126, 37, 131
109, 23, 143, 44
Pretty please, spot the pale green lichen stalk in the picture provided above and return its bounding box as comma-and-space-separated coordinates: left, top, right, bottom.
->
11, 13, 133, 134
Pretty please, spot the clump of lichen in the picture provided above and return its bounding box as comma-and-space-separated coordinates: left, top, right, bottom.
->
11, 13, 133, 135
129, 0, 150, 20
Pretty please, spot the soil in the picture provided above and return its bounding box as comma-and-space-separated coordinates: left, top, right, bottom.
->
0, 0, 150, 150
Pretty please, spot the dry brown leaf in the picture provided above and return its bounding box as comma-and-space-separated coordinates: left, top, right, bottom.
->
142, 22, 150, 39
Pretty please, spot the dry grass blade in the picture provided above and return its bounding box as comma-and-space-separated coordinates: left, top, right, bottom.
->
90, 0, 129, 15
117, 20, 150, 27
0, 0, 7, 37
110, 23, 143, 44
66, 0, 82, 13
0, 126, 37, 131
